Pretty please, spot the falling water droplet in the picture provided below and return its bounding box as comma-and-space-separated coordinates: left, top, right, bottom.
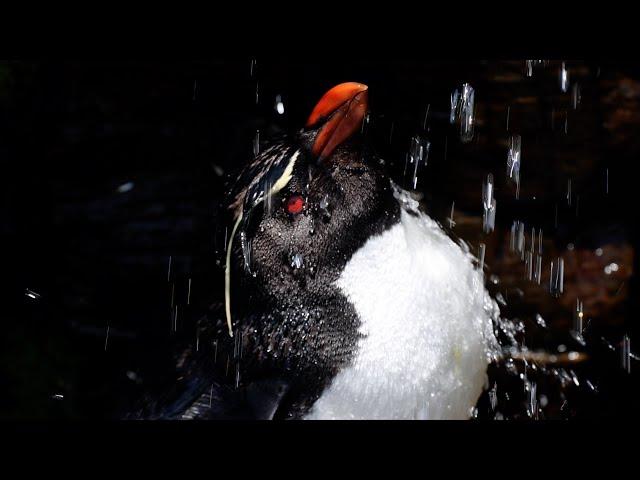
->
511, 220, 525, 257
253, 130, 260, 157
117, 181, 134, 194
478, 243, 486, 271
25, 288, 41, 301
506, 135, 522, 198
622, 335, 631, 373
408, 135, 430, 189
450, 89, 460, 124
104, 325, 110, 351
361, 112, 370, 134
450, 83, 475, 143
572, 83, 581, 109
489, 383, 498, 411
560, 61, 569, 93
550, 257, 564, 298
291, 253, 304, 269
173, 305, 178, 332
534, 252, 543, 285
240, 231, 252, 273
320, 194, 331, 220
526, 60, 533, 77
447, 202, 456, 229
275, 94, 285, 115
460, 83, 475, 143
482, 174, 497, 233
529, 381, 538, 418
573, 299, 584, 335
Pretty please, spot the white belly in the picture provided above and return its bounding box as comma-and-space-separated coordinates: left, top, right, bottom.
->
305, 202, 499, 420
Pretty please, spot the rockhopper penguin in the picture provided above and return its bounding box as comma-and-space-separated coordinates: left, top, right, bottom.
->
142, 82, 499, 420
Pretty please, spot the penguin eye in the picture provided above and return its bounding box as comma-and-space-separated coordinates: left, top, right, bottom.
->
285, 195, 305, 214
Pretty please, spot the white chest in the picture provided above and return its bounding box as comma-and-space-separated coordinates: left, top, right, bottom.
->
304, 209, 498, 420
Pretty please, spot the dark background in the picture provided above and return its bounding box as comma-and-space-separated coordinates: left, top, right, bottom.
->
2, 60, 638, 419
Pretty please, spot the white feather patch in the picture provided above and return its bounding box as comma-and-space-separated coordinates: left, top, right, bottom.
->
305, 204, 499, 420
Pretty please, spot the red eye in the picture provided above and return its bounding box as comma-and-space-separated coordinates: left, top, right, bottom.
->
286, 195, 305, 214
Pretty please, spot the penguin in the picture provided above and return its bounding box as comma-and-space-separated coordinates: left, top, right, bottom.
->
137, 82, 499, 420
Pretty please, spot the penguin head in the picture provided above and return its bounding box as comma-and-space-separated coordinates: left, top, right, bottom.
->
225, 83, 398, 334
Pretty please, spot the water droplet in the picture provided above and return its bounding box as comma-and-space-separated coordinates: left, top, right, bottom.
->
291, 253, 304, 269
506, 135, 521, 198
240, 231, 252, 273
25, 288, 41, 301
275, 94, 285, 115
482, 174, 497, 233
550, 257, 564, 297
450, 83, 475, 143
253, 130, 260, 157
116, 181, 134, 193
408, 135, 430, 189
560, 61, 569, 93
622, 335, 631, 373
573, 299, 584, 334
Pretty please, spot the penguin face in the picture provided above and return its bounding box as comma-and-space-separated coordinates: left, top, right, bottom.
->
239, 144, 393, 303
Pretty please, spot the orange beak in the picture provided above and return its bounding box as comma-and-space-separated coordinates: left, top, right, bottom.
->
306, 82, 369, 161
